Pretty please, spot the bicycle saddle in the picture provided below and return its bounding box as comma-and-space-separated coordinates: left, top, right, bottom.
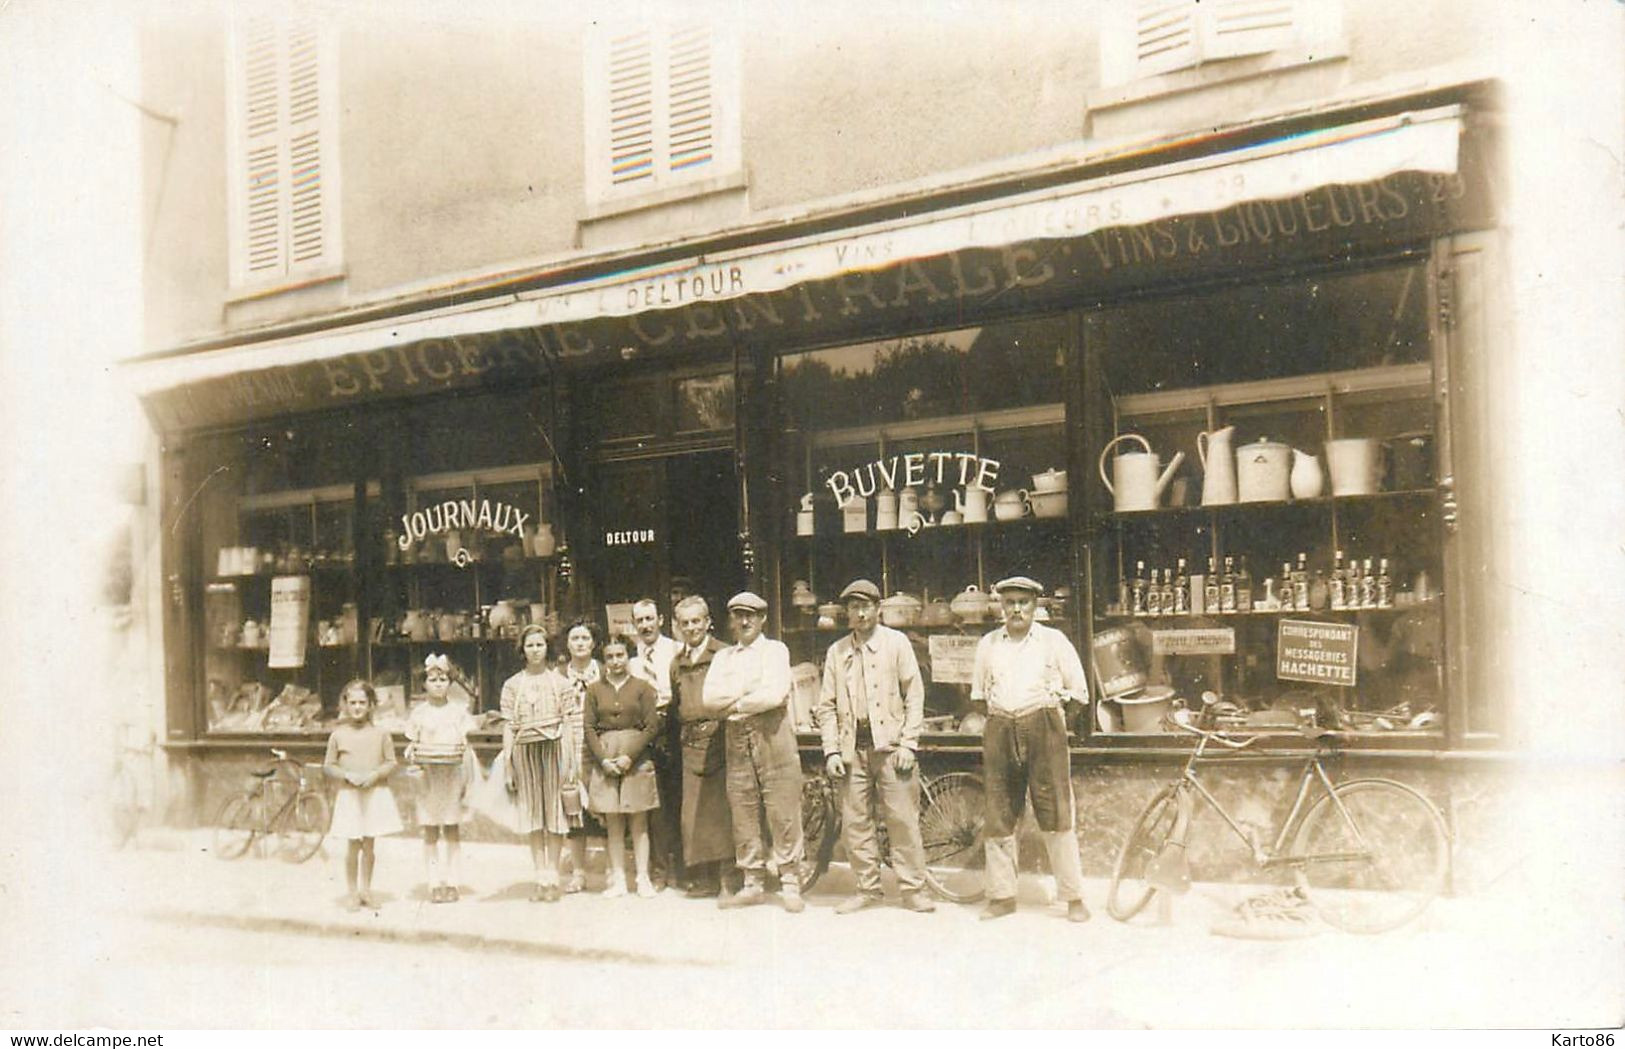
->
1299, 725, 1345, 744
251, 767, 279, 778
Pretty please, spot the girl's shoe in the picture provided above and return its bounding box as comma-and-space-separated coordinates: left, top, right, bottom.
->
358, 891, 379, 910
446, 885, 460, 903
602, 878, 628, 898
342, 893, 362, 913
563, 872, 586, 894
636, 877, 658, 899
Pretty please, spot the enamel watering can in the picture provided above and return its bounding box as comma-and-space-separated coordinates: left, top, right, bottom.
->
1098, 434, 1185, 512
1196, 425, 1238, 505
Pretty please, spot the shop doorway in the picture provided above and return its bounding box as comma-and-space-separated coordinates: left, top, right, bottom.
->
594, 451, 742, 630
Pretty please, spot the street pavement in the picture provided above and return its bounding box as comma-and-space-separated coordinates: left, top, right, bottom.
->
5, 828, 1618, 1029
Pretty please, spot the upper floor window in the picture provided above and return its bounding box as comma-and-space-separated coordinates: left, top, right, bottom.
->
226, 15, 342, 290
1101, 0, 1342, 85
584, 20, 742, 212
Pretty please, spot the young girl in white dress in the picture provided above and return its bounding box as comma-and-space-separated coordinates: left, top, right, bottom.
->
405, 654, 482, 903
324, 679, 402, 911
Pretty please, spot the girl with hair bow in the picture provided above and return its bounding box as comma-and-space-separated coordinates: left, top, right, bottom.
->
405, 653, 482, 903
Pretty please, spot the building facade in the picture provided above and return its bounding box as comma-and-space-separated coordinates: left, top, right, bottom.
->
129, 0, 1587, 888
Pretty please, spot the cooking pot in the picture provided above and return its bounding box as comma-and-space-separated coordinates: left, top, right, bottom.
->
1030, 489, 1068, 519
791, 580, 817, 613
402, 609, 431, 642
879, 592, 922, 628
1326, 438, 1383, 496
1117, 685, 1176, 733
1099, 434, 1185, 512
816, 602, 843, 629
950, 585, 991, 624
993, 489, 1030, 521
1031, 468, 1067, 493
488, 600, 519, 635
1236, 438, 1292, 502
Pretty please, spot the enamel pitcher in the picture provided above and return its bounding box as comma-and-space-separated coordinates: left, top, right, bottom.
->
1098, 434, 1185, 512
1196, 425, 1237, 505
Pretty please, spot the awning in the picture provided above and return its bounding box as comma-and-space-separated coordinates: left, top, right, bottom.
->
128, 106, 1463, 404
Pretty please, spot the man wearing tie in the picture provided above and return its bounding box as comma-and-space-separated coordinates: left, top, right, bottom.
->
814, 578, 936, 914
703, 591, 806, 913
973, 575, 1092, 923
629, 597, 682, 891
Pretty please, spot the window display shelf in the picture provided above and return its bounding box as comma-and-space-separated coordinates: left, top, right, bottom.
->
1097, 489, 1434, 522
1096, 600, 1437, 625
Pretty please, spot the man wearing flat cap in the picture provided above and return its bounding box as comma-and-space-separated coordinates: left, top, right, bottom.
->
814, 579, 935, 914
972, 575, 1092, 922
702, 591, 807, 912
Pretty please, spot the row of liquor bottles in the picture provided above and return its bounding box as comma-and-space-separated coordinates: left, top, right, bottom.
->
1121, 551, 1394, 617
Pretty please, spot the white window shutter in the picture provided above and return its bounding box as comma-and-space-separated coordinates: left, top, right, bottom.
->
1133, 1, 1201, 77
237, 17, 285, 279
587, 20, 737, 206
284, 20, 327, 265
1200, 0, 1298, 60
228, 15, 339, 287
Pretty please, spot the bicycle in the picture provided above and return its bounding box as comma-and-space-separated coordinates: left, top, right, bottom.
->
211, 748, 332, 863
798, 765, 987, 903
1106, 701, 1451, 933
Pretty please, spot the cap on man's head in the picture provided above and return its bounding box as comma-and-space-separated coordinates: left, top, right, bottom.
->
992, 575, 1044, 596
726, 591, 769, 613
839, 578, 881, 603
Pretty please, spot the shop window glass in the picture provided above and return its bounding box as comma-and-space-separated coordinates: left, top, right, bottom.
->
1086, 262, 1444, 740
675, 372, 735, 432
592, 377, 663, 442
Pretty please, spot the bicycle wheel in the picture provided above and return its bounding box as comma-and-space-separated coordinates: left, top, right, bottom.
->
918, 771, 986, 903
1107, 785, 1180, 922
212, 793, 259, 860
1291, 778, 1450, 933
276, 791, 331, 863
109, 766, 140, 850
797, 775, 838, 892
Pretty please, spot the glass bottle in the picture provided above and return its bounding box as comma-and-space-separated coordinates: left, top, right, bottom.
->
1236, 555, 1253, 613
1329, 549, 1346, 610
1204, 557, 1220, 616
1309, 568, 1329, 611
1173, 558, 1190, 615
1280, 561, 1295, 611
1131, 560, 1147, 616
1292, 552, 1310, 612
1146, 568, 1163, 616
1377, 556, 1394, 608
1361, 557, 1377, 609
1220, 555, 1237, 614
1159, 567, 1177, 616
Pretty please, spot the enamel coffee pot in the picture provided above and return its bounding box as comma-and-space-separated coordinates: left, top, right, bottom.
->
1098, 434, 1186, 512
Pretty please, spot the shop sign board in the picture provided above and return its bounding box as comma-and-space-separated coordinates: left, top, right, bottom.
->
603, 528, 656, 547
928, 634, 980, 686
397, 499, 530, 548
268, 575, 311, 669
1152, 627, 1235, 656
1276, 619, 1358, 687
826, 450, 1001, 508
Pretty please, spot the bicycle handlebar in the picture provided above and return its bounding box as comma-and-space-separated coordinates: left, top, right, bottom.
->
1165, 711, 1261, 749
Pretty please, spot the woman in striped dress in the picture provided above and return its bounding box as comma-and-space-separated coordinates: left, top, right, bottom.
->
500, 624, 578, 902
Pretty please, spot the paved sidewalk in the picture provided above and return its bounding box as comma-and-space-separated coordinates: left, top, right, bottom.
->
45, 827, 1590, 1028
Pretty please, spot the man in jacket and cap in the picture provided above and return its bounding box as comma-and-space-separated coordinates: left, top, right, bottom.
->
814, 578, 936, 914
972, 575, 1092, 922
703, 591, 807, 912
668, 594, 738, 898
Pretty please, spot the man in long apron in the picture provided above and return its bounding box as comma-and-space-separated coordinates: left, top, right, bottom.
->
704, 591, 806, 913
972, 575, 1092, 922
668, 595, 737, 897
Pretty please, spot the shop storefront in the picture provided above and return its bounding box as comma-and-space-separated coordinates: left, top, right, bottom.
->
133, 90, 1513, 884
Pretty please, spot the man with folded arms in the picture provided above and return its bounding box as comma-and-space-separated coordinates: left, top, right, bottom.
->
973, 575, 1091, 923
815, 578, 936, 914
668, 595, 738, 898
703, 591, 807, 913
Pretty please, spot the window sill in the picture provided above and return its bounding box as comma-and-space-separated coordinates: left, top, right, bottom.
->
1089, 44, 1350, 115
582, 172, 749, 224
225, 266, 347, 305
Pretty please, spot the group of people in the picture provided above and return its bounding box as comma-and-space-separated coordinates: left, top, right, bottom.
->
322, 575, 1094, 923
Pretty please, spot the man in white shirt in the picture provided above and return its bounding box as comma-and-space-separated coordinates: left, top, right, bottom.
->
972, 576, 1091, 922
814, 578, 935, 914
703, 591, 806, 913
629, 597, 682, 890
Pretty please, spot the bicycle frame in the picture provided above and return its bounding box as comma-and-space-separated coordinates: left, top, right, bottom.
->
1171, 733, 1372, 871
